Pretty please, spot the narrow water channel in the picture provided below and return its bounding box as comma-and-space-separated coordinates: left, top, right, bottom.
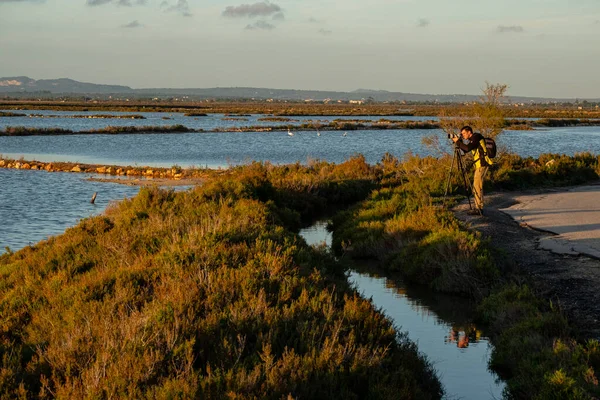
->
299, 221, 505, 400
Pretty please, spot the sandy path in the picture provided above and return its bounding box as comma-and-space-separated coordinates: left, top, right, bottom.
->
454, 185, 600, 339
500, 185, 600, 259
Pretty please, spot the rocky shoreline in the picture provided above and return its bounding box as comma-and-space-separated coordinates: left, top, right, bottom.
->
0, 157, 218, 181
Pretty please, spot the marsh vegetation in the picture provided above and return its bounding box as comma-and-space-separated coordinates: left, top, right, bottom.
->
2, 152, 600, 398
2, 87, 600, 398
2, 100, 600, 119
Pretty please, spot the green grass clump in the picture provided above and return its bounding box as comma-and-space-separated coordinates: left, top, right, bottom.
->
331, 153, 497, 295
491, 152, 600, 189
478, 285, 600, 399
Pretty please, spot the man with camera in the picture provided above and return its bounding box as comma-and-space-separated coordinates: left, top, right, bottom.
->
451, 126, 493, 215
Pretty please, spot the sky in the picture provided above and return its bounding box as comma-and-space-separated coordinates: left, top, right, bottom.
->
1, 0, 599, 98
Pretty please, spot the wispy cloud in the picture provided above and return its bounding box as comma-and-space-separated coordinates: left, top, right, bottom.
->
0, 0, 45, 3
497, 25, 524, 33
160, 0, 192, 16
417, 18, 429, 28
318, 28, 332, 36
87, 0, 146, 5
121, 20, 143, 28
245, 20, 275, 30
308, 17, 319, 24
117, 0, 147, 5
272, 11, 284, 21
223, 2, 281, 18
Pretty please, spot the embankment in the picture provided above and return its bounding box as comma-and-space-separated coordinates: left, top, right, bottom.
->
0, 157, 215, 180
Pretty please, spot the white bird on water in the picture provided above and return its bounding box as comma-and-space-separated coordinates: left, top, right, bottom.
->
317, 130, 321, 137
342, 132, 347, 137
288, 129, 294, 136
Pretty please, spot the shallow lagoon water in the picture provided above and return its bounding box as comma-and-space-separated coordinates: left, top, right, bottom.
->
299, 222, 505, 400
0, 169, 139, 252
0, 110, 436, 132
1, 125, 599, 168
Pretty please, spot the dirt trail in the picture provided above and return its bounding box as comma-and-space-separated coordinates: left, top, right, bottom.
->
454, 185, 600, 340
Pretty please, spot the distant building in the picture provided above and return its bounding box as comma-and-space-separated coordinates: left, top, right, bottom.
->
349, 100, 364, 105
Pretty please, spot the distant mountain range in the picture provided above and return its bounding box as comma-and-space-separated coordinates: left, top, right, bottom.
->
1, 76, 597, 104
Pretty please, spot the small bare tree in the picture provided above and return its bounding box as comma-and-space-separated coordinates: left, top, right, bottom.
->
438, 82, 508, 140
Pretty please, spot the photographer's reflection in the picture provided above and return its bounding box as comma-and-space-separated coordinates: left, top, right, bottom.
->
446, 324, 480, 349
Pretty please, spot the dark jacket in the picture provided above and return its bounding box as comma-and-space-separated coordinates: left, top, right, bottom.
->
457, 133, 492, 168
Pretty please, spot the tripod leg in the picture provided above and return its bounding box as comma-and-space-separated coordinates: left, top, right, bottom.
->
443, 150, 457, 203
456, 152, 473, 209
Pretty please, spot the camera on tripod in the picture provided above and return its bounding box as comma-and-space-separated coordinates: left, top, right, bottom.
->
447, 133, 458, 140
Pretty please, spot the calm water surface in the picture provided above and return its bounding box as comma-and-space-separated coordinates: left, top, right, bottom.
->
1, 110, 599, 167
0, 169, 139, 252
299, 222, 505, 400
0, 109, 436, 132
1, 126, 599, 168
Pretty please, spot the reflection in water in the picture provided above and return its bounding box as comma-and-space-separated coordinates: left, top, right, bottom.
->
299, 222, 505, 400
447, 325, 480, 349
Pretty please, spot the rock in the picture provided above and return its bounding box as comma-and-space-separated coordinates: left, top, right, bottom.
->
146, 169, 153, 176
71, 165, 82, 172
0, 160, 5, 167
96, 166, 106, 174
45, 163, 53, 172
545, 159, 556, 167
22, 163, 31, 169
116, 168, 124, 175
126, 169, 136, 176
174, 173, 183, 179
31, 165, 39, 170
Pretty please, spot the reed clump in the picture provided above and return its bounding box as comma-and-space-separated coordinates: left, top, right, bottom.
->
491, 152, 600, 189
0, 125, 195, 136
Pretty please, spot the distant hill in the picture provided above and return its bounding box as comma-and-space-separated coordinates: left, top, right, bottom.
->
0, 77, 132, 94
1, 76, 598, 103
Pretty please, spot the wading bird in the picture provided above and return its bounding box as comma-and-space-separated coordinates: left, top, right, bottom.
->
288, 129, 294, 136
